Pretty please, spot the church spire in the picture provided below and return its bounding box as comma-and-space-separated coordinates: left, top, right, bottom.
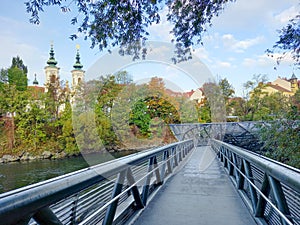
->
47, 42, 58, 67
73, 44, 83, 70
33, 73, 39, 85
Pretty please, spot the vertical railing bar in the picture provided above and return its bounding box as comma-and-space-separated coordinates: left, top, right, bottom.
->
173, 147, 178, 167
178, 145, 182, 162
160, 151, 167, 183
141, 157, 154, 206
228, 151, 234, 176
153, 156, 162, 186
70, 193, 80, 225
166, 149, 173, 174
33, 207, 63, 225
102, 170, 126, 225
255, 174, 270, 217
231, 152, 238, 182
126, 168, 144, 210
268, 176, 293, 225
237, 160, 245, 190
243, 159, 258, 213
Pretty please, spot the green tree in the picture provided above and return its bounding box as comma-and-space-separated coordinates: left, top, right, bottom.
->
202, 82, 226, 122
259, 112, 300, 169
197, 97, 211, 123
7, 67, 28, 91
176, 95, 198, 123
218, 78, 235, 115
242, 74, 268, 121
58, 101, 79, 154
0, 84, 29, 150
129, 99, 151, 137
15, 97, 49, 152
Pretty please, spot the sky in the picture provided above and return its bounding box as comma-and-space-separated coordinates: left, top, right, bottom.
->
0, 0, 299, 96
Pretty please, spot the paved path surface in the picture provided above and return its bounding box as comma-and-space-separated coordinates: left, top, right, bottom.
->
133, 146, 257, 225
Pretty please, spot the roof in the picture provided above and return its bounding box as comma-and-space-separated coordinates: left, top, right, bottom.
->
267, 84, 292, 93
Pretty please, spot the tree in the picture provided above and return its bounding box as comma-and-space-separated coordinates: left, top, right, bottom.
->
267, 15, 300, 68
259, 109, 300, 169
242, 74, 268, 121
25, 0, 234, 62
16, 97, 49, 152
7, 67, 28, 91
218, 78, 235, 115
0, 84, 29, 151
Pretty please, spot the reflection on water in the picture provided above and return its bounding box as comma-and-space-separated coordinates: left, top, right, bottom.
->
0, 151, 136, 194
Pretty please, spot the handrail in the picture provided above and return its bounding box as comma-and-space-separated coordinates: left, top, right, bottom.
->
0, 139, 194, 225
211, 139, 300, 225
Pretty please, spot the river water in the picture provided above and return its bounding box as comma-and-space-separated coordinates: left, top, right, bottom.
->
0, 151, 136, 194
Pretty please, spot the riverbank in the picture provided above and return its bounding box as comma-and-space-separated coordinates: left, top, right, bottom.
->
0, 151, 79, 163
0, 144, 160, 164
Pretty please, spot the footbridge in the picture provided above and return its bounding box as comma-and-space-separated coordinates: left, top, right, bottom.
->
0, 122, 299, 225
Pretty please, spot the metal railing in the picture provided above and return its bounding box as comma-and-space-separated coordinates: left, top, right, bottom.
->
211, 139, 300, 225
0, 139, 194, 225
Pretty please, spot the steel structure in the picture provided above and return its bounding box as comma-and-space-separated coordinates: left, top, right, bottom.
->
169, 122, 263, 151
0, 140, 194, 225
211, 139, 300, 225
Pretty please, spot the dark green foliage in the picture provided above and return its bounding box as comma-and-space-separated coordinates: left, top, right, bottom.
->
267, 15, 300, 67
24, 0, 234, 62
259, 118, 300, 169
129, 100, 151, 136
7, 67, 28, 91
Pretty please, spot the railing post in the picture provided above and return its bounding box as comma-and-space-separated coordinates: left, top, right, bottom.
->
153, 156, 162, 185
33, 207, 63, 225
243, 159, 258, 213
237, 160, 245, 190
255, 174, 270, 217
142, 157, 154, 206
102, 170, 126, 225
231, 152, 238, 181
172, 147, 178, 168
126, 168, 144, 210
70, 194, 79, 224
166, 149, 173, 174
268, 176, 293, 225
178, 145, 182, 162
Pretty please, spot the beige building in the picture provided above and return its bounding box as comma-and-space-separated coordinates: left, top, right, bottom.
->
263, 74, 299, 96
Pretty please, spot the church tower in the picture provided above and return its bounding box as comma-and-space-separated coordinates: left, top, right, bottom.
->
71, 45, 85, 91
290, 73, 298, 93
44, 43, 60, 92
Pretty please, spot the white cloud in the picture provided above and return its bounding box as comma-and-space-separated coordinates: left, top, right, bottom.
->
275, 6, 299, 24
218, 62, 231, 68
212, 0, 299, 31
222, 34, 264, 53
148, 8, 174, 42
242, 52, 295, 67
193, 47, 212, 62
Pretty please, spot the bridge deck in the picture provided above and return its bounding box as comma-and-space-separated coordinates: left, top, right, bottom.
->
132, 146, 257, 225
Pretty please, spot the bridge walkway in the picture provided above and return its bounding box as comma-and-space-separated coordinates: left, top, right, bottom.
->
132, 146, 257, 225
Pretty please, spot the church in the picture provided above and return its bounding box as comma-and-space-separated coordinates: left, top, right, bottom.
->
28, 44, 85, 112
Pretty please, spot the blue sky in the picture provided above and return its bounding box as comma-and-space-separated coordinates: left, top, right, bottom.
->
0, 0, 299, 96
